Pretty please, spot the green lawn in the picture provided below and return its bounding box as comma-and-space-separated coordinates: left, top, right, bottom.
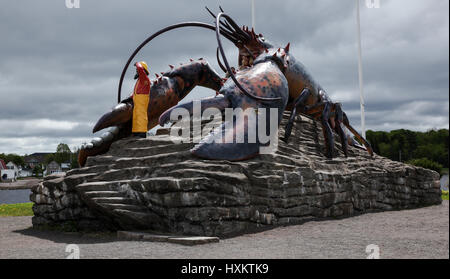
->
442, 191, 449, 201
0, 203, 34, 217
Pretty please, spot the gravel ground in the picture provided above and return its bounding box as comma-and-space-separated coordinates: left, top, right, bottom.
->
0, 201, 448, 259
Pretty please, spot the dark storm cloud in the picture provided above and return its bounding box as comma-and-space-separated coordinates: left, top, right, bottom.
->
0, 0, 448, 154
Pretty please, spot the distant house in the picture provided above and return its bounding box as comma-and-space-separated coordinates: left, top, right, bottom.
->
45, 161, 62, 176
19, 166, 33, 178
1, 161, 18, 182
6, 162, 19, 174
61, 162, 71, 172
0, 159, 6, 170
24, 153, 52, 169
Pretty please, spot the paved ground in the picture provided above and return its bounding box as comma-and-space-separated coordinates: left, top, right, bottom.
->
0, 178, 41, 190
0, 201, 448, 259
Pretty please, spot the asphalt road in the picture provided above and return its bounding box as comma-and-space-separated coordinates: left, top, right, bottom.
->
0, 201, 448, 259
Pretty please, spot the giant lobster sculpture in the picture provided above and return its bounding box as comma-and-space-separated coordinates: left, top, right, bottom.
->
78, 8, 373, 167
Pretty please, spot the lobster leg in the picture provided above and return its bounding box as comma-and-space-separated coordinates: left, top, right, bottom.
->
334, 103, 348, 157
294, 100, 336, 159
342, 112, 374, 156
321, 102, 334, 159
282, 88, 311, 143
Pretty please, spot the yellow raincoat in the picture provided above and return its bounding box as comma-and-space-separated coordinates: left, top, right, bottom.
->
132, 62, 151, 133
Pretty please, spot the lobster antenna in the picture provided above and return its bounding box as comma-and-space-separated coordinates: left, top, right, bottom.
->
205, 6, 245, 43
215, 12, 281, 102
205, 6, 216, 19
216, 47, 227, 73
118, 21, 236, 103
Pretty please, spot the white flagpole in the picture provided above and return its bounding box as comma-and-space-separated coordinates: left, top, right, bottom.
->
251, 0, 255, 29
356, 0, 366, 139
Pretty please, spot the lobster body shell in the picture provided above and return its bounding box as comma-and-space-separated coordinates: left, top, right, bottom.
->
159, 59, 289, 161
284, 54, 324, 108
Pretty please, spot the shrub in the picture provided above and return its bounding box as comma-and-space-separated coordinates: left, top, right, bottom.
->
442, 191, 449, 200
406, 158, 443, 173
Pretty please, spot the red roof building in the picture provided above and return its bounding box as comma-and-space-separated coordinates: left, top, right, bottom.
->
0, 159, 7, 170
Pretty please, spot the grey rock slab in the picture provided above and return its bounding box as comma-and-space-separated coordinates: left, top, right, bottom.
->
31, 113, 442, 237
117, 231, 173, 243
168, 236, 220, 246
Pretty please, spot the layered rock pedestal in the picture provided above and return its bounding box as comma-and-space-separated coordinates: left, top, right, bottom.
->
31, 114, 442, 237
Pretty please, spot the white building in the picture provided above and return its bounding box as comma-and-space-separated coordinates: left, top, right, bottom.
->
18, 167, 33, 178
44, 161, 63, 176
1, 169, 16, 181
1, 162, 18, 182
6, 162, 19, 174
61, 162, 71, 171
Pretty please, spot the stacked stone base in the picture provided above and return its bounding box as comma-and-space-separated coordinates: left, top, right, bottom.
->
31, 114, 442, 237
31, 173, 110, 231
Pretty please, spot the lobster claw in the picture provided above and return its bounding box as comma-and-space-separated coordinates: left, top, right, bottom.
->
93, 102, 133, 133
191, 108, 266, 161
191, 121, 259, 161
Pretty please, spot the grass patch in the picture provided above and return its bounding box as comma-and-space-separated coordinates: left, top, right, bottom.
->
0, 202, 34, 217
442, 190, 449, 201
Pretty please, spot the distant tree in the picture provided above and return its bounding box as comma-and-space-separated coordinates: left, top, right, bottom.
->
0, 153, 25, 167
366, 128, 448, 168
56, 143, 71, 154
54, 143, 71, 164
32, 165, 43, 177
44, 154, 56, 165
70, 148, 80, 169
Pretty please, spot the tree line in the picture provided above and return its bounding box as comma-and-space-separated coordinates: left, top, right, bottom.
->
43, 143, 79, 169
366, 128, 449, 174
2, 130, 449, 175
0, 153, 24, 167
1, 143, 79, 172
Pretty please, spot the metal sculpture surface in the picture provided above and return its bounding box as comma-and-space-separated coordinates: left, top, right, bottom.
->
78, 8, 373, 166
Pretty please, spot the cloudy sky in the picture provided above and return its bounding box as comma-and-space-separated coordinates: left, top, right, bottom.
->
0, 0, 448, 155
